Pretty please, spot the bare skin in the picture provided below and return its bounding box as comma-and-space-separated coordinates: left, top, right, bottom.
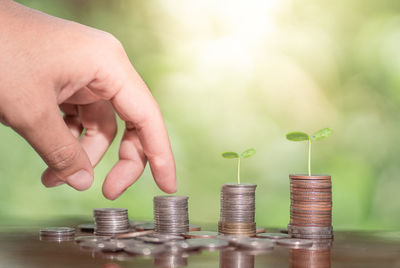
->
0, 0, 176, 199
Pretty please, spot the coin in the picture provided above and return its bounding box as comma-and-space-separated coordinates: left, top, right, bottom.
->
183, 231, 218, 239
74, 236, 110, 243
232, 238, 275, 250
276, 238, 313, 248
124, 244, 165, 256
257, 233, 290, 239
137, 234, 184, 244
256, 227, 266, 234
186, 238, 229, 250
189, 224, 201, 231
135, 222, 155, 231
163, 241, 195, 253
77, 223, 95, 233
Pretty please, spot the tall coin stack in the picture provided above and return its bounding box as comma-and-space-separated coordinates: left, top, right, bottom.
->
93, 208, 130, 236
154, 196, 189, 235
219, 183, 257, 237
288, 174, 333, 239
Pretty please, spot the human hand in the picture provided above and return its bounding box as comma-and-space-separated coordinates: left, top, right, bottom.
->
0, 1, 176, 199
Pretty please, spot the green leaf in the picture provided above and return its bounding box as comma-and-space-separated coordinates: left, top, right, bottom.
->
286, 132, 309, 141
311, 128, 333, 141
222, 152, 239, 159
241, 148, 256, 158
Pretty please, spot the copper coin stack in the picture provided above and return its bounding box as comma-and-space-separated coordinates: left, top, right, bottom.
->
218, 183, 257, 237
154, 196, 189, 235
288, 174, 333, 239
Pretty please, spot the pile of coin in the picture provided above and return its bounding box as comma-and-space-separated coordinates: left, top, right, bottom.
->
40, 227, 75, 241
288, 174, 333, 239
154, 196, 189, 235
218, 183, 257, 236
93, 208, 130, 236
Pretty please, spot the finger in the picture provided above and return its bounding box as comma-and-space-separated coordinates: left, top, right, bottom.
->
79, 100, 117, 166
60, 103, 83, 138
13, 100, 94, 191
102, 126, 147, 200
88, 64, 176, 193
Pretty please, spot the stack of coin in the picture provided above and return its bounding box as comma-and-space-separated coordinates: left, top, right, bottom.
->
218, 183, 257, 236
40, 227, 75, 241
93, 208, 130, 236
288, 175, 333, 239
154, 196, 189, 235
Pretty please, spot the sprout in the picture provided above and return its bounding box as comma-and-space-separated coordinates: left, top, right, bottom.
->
286, 128, 333, 176
222, 148, 256, 184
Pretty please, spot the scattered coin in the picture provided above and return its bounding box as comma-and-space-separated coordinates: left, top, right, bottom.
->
183, 231, 219, 239
77, 223, 95, 233
276, 238, 313, 248
163, 241, 194, 253
114, 230, 154, 239
124, 244, 165, 256
186, 238, 229, 250
74, 236, 110, 243
232, 238, 275, 250
257, 233, 291, 239
189, 224, 201, 231
137, 234, 184, 244
256, 227, 266, 234
135, 222, 155, 231
97, 240, 126, 252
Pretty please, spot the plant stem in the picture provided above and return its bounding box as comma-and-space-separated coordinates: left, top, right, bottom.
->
308, 139, 312, 176
237, 157, 241, 184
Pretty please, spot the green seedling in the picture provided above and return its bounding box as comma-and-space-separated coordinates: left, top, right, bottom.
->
222, 148, 256, 184
286, 128, 333, 176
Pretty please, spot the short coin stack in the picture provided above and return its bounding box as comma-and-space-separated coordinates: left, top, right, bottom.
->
40, 227, 75, 241
154, 196, 189, 235
219, 183, 257, 236
93, 208, 130, 236
288, 174, 333, 239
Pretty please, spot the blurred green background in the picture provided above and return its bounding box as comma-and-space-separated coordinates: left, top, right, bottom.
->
1, 0, 400, 230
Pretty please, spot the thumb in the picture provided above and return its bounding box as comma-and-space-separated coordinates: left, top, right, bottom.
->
12, 102, 93, 191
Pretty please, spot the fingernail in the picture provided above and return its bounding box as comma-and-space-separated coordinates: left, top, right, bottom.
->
66, 170, 93, 191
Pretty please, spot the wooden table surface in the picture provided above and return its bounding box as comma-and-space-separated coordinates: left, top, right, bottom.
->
1, 219, 400, 268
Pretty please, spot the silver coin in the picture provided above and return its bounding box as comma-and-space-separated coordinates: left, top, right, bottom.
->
257, 233, 291, 239
276, 238, 313, 248
124, 244, 165, 256
40, 236, 74, 242
40, 227, 75, 234
75, 236, 110, 243
78, 223, 95, 232
232, 238, 275, 250
186, 238, 229, 250
163, 241, 194, 253
183, 231, 218, 239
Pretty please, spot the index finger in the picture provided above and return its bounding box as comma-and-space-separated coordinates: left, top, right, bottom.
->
90, 66, 176, 194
